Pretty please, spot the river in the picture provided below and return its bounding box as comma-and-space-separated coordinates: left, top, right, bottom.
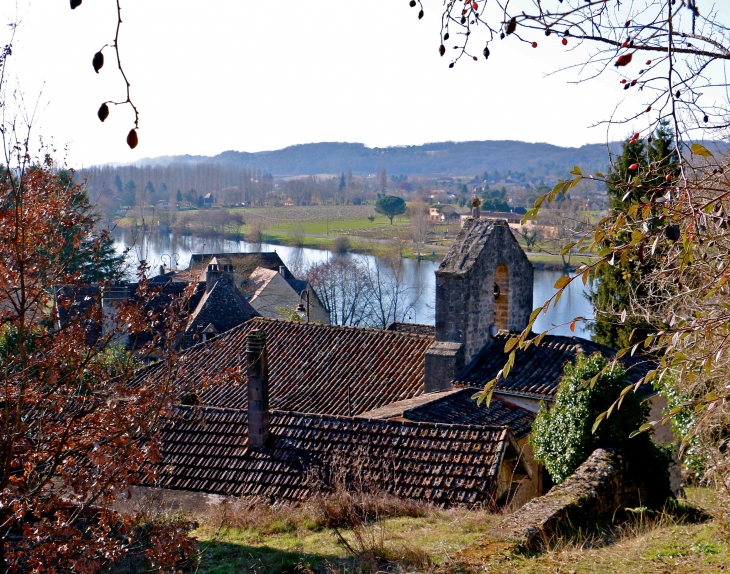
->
112, 230, 594, 338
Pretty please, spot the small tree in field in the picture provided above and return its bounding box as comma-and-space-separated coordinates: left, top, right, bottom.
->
530, 354, 670, 505
374, 195, 406, 225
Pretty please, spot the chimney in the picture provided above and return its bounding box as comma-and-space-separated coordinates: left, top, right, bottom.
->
205, 258, 221, 293
247, 329, 269, 448
279, 265, 287, 278
101, 283, 128, 340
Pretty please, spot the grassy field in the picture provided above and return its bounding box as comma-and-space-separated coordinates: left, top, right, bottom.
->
187, 488, 730, 574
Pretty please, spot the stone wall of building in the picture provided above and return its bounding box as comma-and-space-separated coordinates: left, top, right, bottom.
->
426, 219, 534, 390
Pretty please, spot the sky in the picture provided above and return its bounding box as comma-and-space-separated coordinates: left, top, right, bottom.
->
1, 0, 723, 167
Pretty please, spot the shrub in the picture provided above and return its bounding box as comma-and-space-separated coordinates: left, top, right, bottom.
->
333, 236, 351, 254
530, 353, 670, 502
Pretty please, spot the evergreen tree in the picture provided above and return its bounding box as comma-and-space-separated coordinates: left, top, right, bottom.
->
589, 122, 679, 349
339, 172, 346, 191
53, 170, 123, 281
176, 189, 183, 202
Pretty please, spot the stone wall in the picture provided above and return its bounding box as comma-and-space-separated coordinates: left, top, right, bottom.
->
486, 449, 626, 550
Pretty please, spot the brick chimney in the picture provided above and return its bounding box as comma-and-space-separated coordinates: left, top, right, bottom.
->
246, 329, 269, 448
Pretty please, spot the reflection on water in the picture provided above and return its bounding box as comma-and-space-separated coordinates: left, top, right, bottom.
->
112, 229, 592, 338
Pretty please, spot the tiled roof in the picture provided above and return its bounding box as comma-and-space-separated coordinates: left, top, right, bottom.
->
128, 317, 434, 416
402, 390, 535, 439
386, 323, 436, 337
151, 406, 518, 504
453, 332, 654, 400
187, 252, 287, 279
185, 280, 259, 346
358, 388, 535, 439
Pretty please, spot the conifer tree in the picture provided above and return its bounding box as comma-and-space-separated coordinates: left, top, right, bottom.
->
589, 122, 679, 349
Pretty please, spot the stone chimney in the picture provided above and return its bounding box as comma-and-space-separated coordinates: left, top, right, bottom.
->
247, 329, 269, 448
424, 219, 533, 393
101, 283, 128, 340
205, 258, 235, 293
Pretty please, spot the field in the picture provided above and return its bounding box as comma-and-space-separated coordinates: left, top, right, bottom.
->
186, 488, 730, 574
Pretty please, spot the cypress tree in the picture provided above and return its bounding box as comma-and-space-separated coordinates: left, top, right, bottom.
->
589, 121, 679, 349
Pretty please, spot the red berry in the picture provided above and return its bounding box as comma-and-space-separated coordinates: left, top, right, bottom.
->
620, 79, 627, 84
473, 56, 478, 60
628, 163, 639, 171
562, 38, 568, 46
615, 53, 633, 67
632, 132, 640, 140
472, 2, 478, 9
665, 174, 672, 181
532, 42, 538, 48
622, 40, 628, 48
646, 60, 651, 65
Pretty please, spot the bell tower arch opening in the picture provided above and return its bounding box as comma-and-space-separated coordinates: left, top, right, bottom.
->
494, 263, 510, 331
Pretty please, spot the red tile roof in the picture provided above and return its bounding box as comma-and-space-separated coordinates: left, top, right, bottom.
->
150, 406, 519, 504
129, 317, 434, 416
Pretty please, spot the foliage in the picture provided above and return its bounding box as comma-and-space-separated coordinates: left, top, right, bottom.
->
480, 188, 509, 212
332, 236, 351, 254
374, 195, 406, 224
530, 354, 669, 492
0, 148, 196, 570
53, 169, 124, 282
588, 123, 679, 350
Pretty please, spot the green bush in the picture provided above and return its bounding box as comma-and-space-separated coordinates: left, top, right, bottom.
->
530, 353, 670, 494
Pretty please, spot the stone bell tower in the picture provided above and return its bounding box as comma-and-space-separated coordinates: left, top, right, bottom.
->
424, 218, 534, 392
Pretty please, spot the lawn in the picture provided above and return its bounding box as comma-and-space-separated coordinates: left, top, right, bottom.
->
188, 488, 730, 574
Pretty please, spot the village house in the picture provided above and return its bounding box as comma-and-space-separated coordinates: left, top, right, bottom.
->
183, 252, 328, 322
55, 257, 259, 352
125, 218, 672, 508
429, 204, 459, 222
245, 266, 330, 323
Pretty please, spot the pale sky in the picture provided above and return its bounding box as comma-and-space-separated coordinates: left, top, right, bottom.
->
2, 0, 724, 167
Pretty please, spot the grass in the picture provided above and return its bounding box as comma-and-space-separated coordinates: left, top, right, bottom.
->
185, 488, 730, 574
193, 506, 498, 573
452, 487, 730, 574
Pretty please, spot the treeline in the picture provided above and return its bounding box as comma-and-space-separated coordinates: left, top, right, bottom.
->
77, 163, 274, 210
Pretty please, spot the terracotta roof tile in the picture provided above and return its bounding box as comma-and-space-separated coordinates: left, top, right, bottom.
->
129, 317, 434, 416
150, 406, 515, 503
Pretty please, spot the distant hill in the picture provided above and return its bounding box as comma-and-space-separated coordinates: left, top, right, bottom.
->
129, 140, 624, 177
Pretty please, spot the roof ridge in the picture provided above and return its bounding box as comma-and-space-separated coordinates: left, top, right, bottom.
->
250, 317, 435, 340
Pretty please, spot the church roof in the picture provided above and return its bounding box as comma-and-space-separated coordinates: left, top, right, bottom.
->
454, 332, 655, 400
149, 405, 521, 504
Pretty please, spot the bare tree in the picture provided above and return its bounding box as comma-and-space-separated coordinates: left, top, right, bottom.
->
305, 258, 372, 326
407, 201, 433, 260
362, 243, 423, 329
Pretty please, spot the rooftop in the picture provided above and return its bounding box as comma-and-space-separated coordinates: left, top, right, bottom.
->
455, 332, 654, 400
151, 405, 522, 504
128, 317, 434, 416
